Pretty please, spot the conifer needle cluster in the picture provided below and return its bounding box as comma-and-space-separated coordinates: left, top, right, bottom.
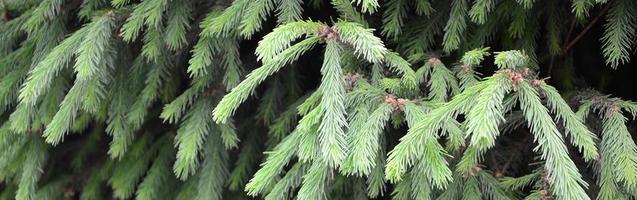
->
1, 0, 637, 199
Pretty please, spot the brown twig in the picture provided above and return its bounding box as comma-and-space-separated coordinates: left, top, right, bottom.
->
547, 4, 611, 77
564, 17, 577, 44
562, 3, 612, 53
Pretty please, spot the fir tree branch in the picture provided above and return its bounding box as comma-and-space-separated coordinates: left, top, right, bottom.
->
386, 77, 491, 184
42, 79, 89, 145
457, 73, 511, 174
173, 98, 216, 180
317, 41, 348, 167
135, 140, 175, 200
336, 21, 388, 64
164, 0, 192, 50
341, 103, 392, 175
195, 134, 230, 200
276, 0, 303, 24
264, 162, 307, 200
19, 27, 88, 107
469, 0, 496, 24
571, 0, 595, 19
517, 81, 589, 200
73, 14, 116, 80
381, 0, 408, 39
297, 161, 330, 200
240, 0, 276, 38
443, 0, 468, 52
15, 137, 47, 200
255, 20, 321, 62
213, 36, 319, 124
538, 83, 598, 161
200, 0, 248, 38
245, 131, 301, 196
600, 109, 637, 192
331, 0, 367, 26
600, 0, 637, 68
353, 0, 379, 14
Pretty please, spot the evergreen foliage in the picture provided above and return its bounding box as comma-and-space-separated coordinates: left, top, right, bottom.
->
2, 0, 637, 199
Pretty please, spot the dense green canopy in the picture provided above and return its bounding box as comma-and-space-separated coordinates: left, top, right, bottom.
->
1, 0, 637, 199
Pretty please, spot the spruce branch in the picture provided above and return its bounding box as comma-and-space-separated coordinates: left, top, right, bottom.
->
200, 0, 248, 38
367, 143, 387, 197
538, 83, 599, 161
109, 136, 157, 199
381, 0, 408, 39
15, 137, 47, 200
187, 36, 221, 78
74, 14, 116, 80
213, 37, 319, 124
517, 81, 589, 200
164, 0, 192, 50
296, 161, 330, 200
494, 50, 531, 70
442, 0, 468, 52
160, 74, 215, 123
415, 0, 434, 16
143, 0, 170, 29
3, 1, 637, 199
341, 102, 393, 176
245, 131, 301, 196
575, 92, 637, 197
135, 140, 174, 200
461, 47, 491, 65
127, 56, 174, 130
600, 110, 637, 194
425, 58, 461, 102
240, 0, 276, 38
276, 0, 303, 24
384, 51, 418, 89
255, 20, 321, 62
331, 0, 367, 26
563, 3, 611, 53
386, 76, 490, 184
173, 98, 216, 180
227, 131, 260, 190
42, 80, 89, 145
353, 0, 380, 14
21, 0, 64, 33
516, 0, 534, 8
469, 0, 496, 24
317, 41, 348, 167
295, 107, 321, 162
457, 73, 512, 175
335, 21, 388, 64
106, 67, 136, 159
601, 0, 637, 68
195, 134, 230, 200
571, 0, 595, 19
221, 39, 243, 90
264, 162, 307, 200
19, 27, 88, 107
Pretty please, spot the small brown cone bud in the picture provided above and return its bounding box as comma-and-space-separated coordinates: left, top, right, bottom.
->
428, 58, 442, 65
